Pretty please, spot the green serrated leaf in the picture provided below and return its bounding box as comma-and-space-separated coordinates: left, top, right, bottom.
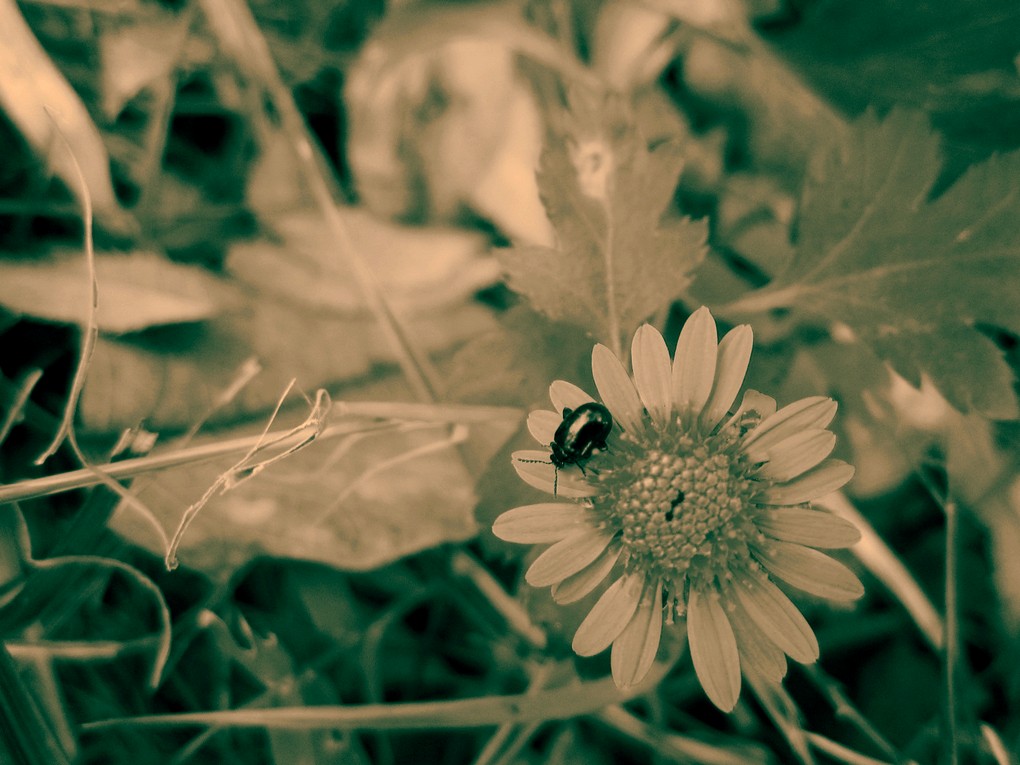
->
769, 0, 1020, 168
497, 116, 708, 353
728, 110, 1020, 418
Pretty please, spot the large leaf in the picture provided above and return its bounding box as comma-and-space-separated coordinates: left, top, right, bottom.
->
0, 0, 130, 231
79, 209, 499, 431
98, 9, 189, 119
497, 112, 708, 351
108, 408, 518, 575
0, 251, 240, 333
728, 110, 1020, 417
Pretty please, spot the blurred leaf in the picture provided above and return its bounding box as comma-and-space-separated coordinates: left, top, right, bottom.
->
79, 209, 499, 431
730, 110, 1020, 418
0, 0, 130, 231
344, 12, 554, 242
447, 306, 591, 408
497, 112, 708, 351
108, 411, 517, 575
344, 0, 591, 93
0, 252, 240, 333
944, 410, 1020, 632
228, 208, 500, 313
0, 643, 73, 765
80, 299, 490, 432
590, 1, 673, 90
0, 503, 30, 603
681, 33, 847, 175
98, 10, 189, 119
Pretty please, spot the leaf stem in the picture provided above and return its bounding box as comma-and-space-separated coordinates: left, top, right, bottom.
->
0, 404, 522, 505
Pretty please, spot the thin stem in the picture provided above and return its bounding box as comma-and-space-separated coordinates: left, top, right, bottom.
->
818, 491, 944, 651
0, 369, 42, 447
34, 116, 97, 466
803, 665, 898, 762
0, 404, 522, 504
595, 705, 768, 765
603, 205, 623, 358
471, 665, 551, 765
942, 498, 960, 765
805, 733, 900, 765
449, 550, 547, 650
83, 668, 668, 731
32, 554, 172, 688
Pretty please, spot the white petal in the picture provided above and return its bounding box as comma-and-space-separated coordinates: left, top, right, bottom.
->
732, 576, 818, 663
592, 344, 645, 435
744, 397, 837, 452
726, 596, 787, 683
700, 324, 753, 432
753, 429, 836, 480
721, 389, 777, 433
512, 451, 597, 498
572, 572, 645, 656
754, 541, 865, 601
549, 381, 594, 413
671, 306, 718, 420
525, 527, 614, 587
552, 545, 622, 603
527, 410, 561, 445
756, 508, 862, 548
611, 579, 663, 687
492, 503, 588, 543
631, 325, 673, 427
739, 390, 777, 418
687, 587, 741, 712
755, 460, 855, 505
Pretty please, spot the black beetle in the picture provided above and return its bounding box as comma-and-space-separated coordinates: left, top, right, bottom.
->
520, 402, 613, 494
550, 402, 613, 469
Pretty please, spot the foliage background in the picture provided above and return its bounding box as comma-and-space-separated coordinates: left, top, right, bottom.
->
0, 0, 1019, 763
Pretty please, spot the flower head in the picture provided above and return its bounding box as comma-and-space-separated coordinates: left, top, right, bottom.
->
493, 307, 863, 711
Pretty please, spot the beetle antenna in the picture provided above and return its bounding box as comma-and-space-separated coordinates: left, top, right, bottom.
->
513, 457, 559, 496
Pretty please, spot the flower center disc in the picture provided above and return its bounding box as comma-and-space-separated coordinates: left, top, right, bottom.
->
593, 437, 757, 583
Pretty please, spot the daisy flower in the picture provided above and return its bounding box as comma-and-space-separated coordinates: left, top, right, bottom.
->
493, 307, 863, 711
